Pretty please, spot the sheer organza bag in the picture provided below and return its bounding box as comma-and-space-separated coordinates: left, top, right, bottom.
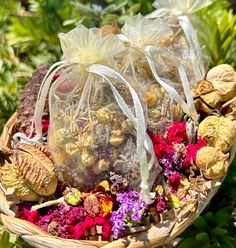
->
19, 26, 161, 204
119, 15, 199, 133
147, 0, 213, 84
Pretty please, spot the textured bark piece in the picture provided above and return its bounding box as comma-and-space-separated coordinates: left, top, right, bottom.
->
0, 143, 58, 201
16, 64, 49, 134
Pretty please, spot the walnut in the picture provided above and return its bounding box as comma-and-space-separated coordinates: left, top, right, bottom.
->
193, 80, 221, 114
206, 64, 236, 102
198, 116, 236, 153
196, 146, 229, 179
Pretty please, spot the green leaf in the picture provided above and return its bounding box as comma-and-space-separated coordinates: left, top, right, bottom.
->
193, 216, 209, 231
212, 207, 233, 226
177, 237, 199, 248
195, 232, 210, 242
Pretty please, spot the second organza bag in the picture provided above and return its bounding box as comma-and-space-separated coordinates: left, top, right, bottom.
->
32, 26, 160, 203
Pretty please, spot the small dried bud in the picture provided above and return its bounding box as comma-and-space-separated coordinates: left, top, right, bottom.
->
81, 150, 97, 167
98, 159, 110, 172
109, 129, 125, 146
96, 107, 113, 124
64, 188, 82, 206
121, 119, 134, 132
144, 91, 158, 108
65, 142, 80, 157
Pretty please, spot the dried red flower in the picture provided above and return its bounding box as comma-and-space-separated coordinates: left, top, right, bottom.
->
167, 122, 188, 144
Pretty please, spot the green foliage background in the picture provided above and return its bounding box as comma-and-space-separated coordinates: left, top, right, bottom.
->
0, 0, 235, 247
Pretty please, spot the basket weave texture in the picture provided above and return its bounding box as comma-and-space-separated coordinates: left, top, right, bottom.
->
0, 114, 225, 248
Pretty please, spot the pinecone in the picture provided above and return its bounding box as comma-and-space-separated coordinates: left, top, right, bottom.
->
16, 64, 50, 134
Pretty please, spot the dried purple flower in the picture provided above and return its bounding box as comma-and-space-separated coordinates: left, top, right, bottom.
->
109, 172, 128, 194
111, 189, 148, 239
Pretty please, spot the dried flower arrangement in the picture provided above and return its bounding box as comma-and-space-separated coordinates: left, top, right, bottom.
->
0, 1, 236, 247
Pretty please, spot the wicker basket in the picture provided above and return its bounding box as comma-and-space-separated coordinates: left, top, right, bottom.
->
0, 114, 230, 248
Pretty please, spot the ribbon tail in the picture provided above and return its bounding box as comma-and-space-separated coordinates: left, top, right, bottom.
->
88, 64, 155, 204
145, 46, 192, 117
178, 15, 205, 82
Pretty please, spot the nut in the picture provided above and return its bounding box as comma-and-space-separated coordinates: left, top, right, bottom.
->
198, 116, 236, 153
196, 146, 229, 179
206, 64, 236, 102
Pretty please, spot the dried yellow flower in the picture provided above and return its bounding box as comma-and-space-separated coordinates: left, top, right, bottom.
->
109, 129, 125, 146
81, 149, 97, 167
196, 146, 229, 179
121, 119, 134, 132
96, 107, 113, 124
97, 159, 110, 172
206, 64, 236, 102
198, 116, 236, 153
144, 91, 158, 108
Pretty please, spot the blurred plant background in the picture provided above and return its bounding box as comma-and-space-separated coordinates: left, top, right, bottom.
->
0, 0, 235, 247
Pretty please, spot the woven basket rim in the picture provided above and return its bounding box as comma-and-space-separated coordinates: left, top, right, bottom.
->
0, 114, 224, 248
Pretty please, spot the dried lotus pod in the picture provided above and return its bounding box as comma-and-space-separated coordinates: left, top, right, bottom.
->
0, 144, 58, 201
198, 116, 236, 153
206, 64, 236, 102
196, 146, 229, 179
193, 80, 221, 114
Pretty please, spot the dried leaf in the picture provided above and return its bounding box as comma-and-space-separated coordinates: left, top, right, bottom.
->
198, 116, 236, 153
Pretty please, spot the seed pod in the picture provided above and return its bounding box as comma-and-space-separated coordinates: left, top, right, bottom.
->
198, 116, 236, 153
196, 146, 229, 179
0, 144, 58, 201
